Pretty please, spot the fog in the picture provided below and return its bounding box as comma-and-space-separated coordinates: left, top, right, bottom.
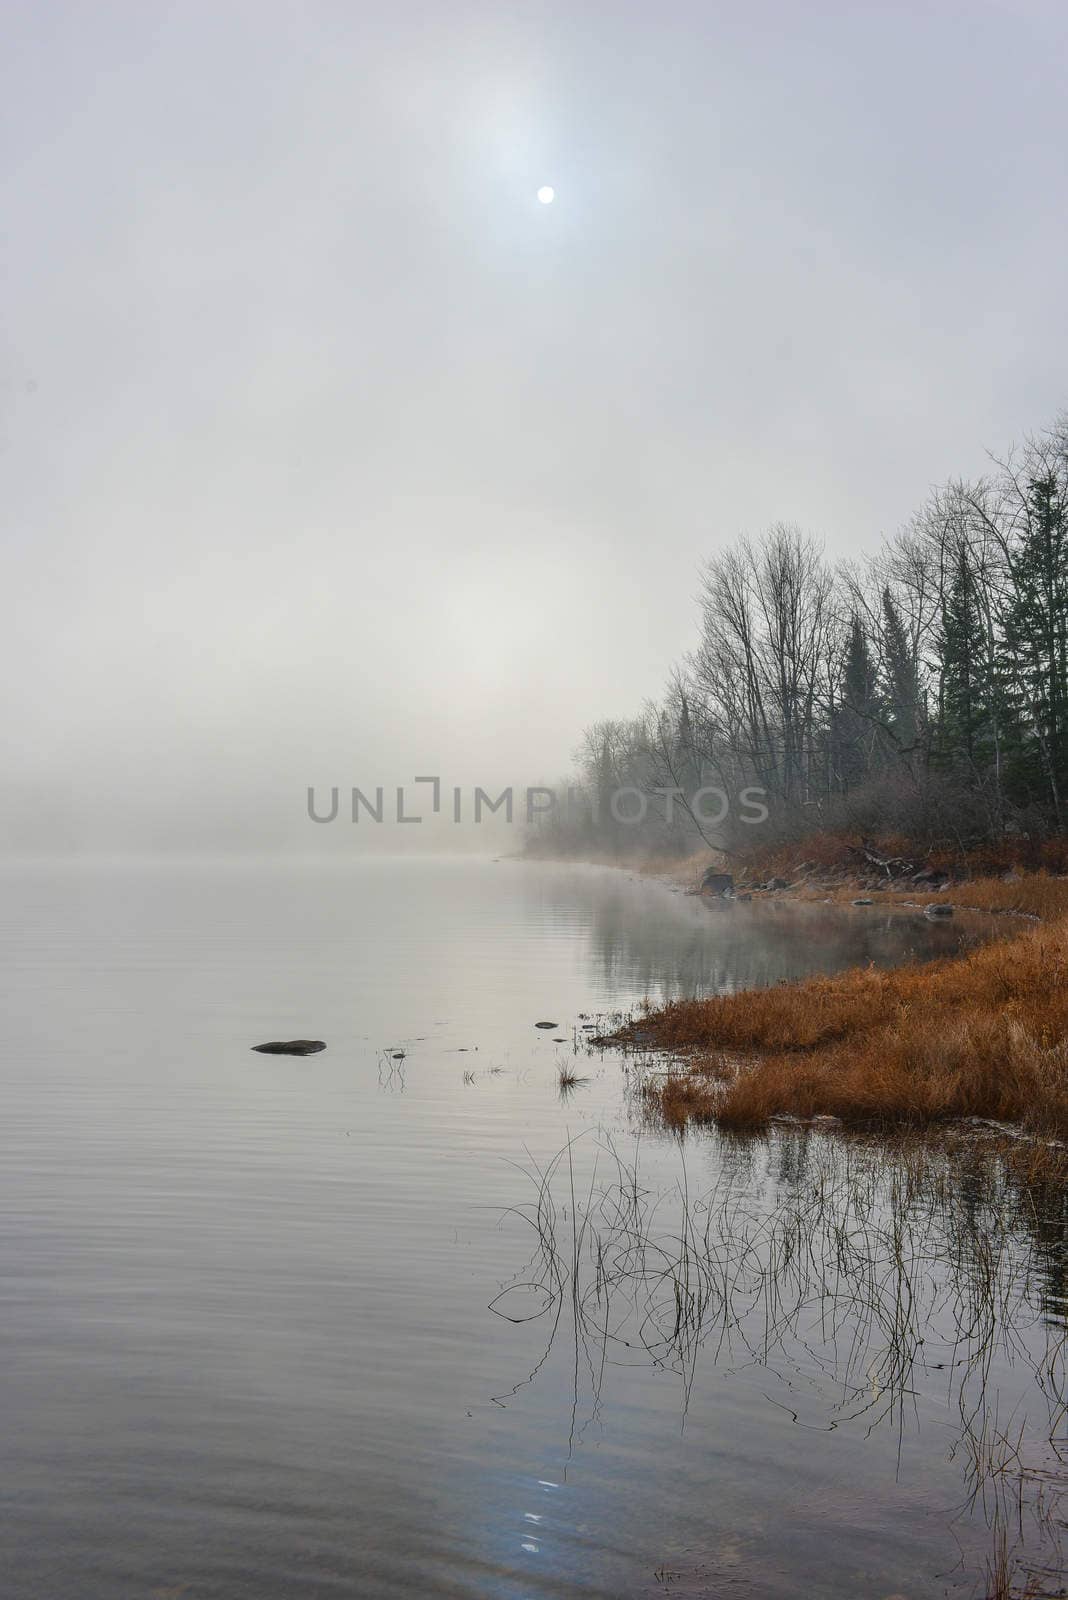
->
3, 2, 1066, 852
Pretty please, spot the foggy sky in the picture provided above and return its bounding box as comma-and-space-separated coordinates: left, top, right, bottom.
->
3, 2, 1067, 851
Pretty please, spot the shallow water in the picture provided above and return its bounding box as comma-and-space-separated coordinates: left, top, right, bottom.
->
0, 857, 1063, 1598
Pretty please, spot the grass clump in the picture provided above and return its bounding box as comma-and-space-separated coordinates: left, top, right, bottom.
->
803, 871, 1068, 920
629, 878, 1068, 1138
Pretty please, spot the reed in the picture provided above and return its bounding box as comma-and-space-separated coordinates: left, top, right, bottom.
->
492, 1131, 1067, 1594
794, 872, 1068, 920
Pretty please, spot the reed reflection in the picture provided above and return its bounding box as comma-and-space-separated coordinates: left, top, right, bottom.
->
489, 1127, 1068, 1595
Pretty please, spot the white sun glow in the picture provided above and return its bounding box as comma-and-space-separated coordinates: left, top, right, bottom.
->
537, 186, 555, 204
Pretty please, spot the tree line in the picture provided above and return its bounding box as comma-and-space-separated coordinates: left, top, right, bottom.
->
533, 411, 1068, 861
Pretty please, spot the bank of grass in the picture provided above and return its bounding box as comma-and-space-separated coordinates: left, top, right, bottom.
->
724, 830, 1068, 886
627, 873, 1068, 1141
794, 872, 1068, 919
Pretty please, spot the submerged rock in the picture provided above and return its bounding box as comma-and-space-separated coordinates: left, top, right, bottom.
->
252, 1039, 326, 1055
924, 903, 954, 918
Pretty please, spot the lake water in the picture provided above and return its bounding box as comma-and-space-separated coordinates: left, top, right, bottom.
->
1, 857, 1064, 1598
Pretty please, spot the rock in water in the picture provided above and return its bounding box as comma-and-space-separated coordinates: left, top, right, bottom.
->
924, 904, 954, 918
535, 1021, 558, 1029
701, 869, 734, 897
252, 1040, 326, 1055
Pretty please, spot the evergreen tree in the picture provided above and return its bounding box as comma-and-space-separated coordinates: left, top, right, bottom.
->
834, 614, 876, 789
1002, 472, 1068, 819
881, 588, 920, 755
938, 544, 995, 774
844, 614, 876, 710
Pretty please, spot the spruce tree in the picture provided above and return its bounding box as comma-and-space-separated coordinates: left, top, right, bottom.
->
835, 614, 876, 789
939, 544, 995, 774
1001, 472, 1068, 818
881, 589, 920, 756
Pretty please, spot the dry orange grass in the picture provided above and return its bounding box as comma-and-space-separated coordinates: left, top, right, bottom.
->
629, 886, 1068, 1137
936, 872, 1068, 919
777, 873, 1068, 920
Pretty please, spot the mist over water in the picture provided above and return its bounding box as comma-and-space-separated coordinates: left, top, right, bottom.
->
3, 856, 1058, 1599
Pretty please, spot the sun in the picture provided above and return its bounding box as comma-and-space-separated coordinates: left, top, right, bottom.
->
537, 186, 555, 205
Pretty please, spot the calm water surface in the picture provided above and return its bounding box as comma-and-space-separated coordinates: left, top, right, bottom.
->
0, 858, 1063, 1598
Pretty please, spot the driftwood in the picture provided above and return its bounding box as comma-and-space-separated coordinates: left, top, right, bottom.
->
848, 839, 915, 879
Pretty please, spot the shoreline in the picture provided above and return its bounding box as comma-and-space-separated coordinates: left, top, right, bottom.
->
522, 843, 1060, 918
583, 859, 1068, 1159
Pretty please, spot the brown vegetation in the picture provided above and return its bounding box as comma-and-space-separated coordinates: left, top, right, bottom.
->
786, 872, 1068, 920
714, 829, 1068, 892
629, 876, 1068, 1140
